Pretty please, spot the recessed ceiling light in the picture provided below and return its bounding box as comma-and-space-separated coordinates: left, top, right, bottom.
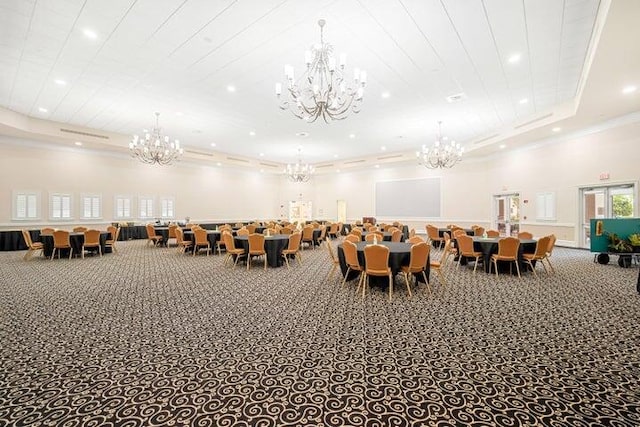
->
349, 133, 356, 139
259, 152, 264, 157
210, 143, 216, 147
552, 127, 561, 132
83, 28, 97, 39
336, 169, 341, 173
260, 169, 264, 173
381, 146, 386, 151
216, 162, 222, 166
622, 85, 637, 94
54, 79, 67, 86
381, 91, 390, 99
499, 144, 506, 149
508, 53, 521, 64
519, 98, 528, 104
333, 154, 338, 158
227, 85, 236, 92
249, 131, 256, 136
375, 164, 380, 168
175, 111, 183, 116
74, 141, 83, 146
38, 107, 48, 113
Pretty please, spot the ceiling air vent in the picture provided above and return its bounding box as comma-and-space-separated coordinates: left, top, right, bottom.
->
59, 128, 109, 139
259, 162, 279, 168
344, 159, 366, 165
377, 154, 403, 161
514, 113, 553, 130
473, 133, 500, 145
185, 149, 214, 157
226, 156, 250, 164
446, 92, 466, 103
314, 163, 335, 169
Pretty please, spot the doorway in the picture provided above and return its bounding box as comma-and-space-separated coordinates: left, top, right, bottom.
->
337, 200, 347, 223
289, 200, 312, 225
580, 184, 636, 248
493, 193, 520, 236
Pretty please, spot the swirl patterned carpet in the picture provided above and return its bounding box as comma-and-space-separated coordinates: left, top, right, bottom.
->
1, 239, 640, 426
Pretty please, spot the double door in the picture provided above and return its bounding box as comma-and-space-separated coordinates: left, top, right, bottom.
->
494, 194, 520, 237
581, 184, 635, 248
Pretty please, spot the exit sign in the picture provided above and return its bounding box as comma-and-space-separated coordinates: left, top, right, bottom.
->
599, 172, 610, 180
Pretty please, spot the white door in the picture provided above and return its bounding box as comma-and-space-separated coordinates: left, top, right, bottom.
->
337, 200, 347, 223
580, 184, 635, 248
494, 193, 520, 236
289, 201, 312, 225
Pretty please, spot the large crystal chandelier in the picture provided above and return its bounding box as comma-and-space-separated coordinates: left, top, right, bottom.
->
284, 148, 314, 182
416, 121, 463, 169
275, 19, 366, 123
129, 112, 183, 165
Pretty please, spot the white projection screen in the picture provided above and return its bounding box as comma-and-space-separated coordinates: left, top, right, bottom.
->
375, 177, 441, 218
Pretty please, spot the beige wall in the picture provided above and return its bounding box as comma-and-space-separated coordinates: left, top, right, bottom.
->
2, 115, 640, 246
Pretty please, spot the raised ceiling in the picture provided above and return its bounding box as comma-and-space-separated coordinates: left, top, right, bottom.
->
0, 0, 618, 166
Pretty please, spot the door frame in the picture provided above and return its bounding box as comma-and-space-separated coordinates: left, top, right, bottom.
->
492, 192, 521, 236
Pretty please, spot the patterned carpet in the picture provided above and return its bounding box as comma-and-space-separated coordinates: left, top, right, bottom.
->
1, 239, 640, 426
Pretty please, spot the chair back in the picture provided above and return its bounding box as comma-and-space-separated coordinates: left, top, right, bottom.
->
408, 242, 429, 271
237, 228, 249, 236
302, 225, 314, 239
426, 225, 439, 241
222, 231, 236, 250
73, 226, 87, 232
409, 228, 416, 238
533, 236, 551, 258
342, 240, 361, 269
194, 228, 208, 245
474, 226, 485, 236
168, 225, 178, 238
84, 229, 101, 246
248, 233, 265, 252
107, 225, 117, 241
364, 244, 390, 275
319, 225, 327, 240
391, 229, 402, 242
364, 233, 378, 242
174, 227, 185, 244
518, 231, 533, 239
281, 227, 293, 235
22, 230, 36, 248
345, 234, 360, 243
453, 229, 466, 238
407, 236, 424, 244
547, 234, 557, 255
146, 224, 158, 238
351, 228, 362, 237
246, 224, 257, 233
329, 223, 338, 235
486, 229, 500, 237
53, 230, 70, 247
287, 232, 302, 251
497, 237, 520, 258
456, 234, 475, 255
41, 227, 55, 235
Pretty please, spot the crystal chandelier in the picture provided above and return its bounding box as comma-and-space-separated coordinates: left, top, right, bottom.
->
416, 121, 463, 169
129, 112, 183, 165
284, 148, 314, 182
275, 19, 366, 123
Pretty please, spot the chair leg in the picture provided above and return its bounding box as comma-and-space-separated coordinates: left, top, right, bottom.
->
514, 260, 521, 278
388, 273, 393, 301
473, 256, 479, 273
69, 248, 73, 259
263, 256, 267, 270
284, 254, 290, 269
421, 271, 431, 296
405, 273, 412, 298
341, 267, 352, 287
50, 248, 56, 261
527, 260, 538, 278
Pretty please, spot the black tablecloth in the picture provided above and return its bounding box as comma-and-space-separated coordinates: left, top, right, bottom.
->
117, 225, 147, 241
458, 237, 537, 273
438, 228, 475, 237
41, 232, 110, 257
184, 230, 222, 251
0, 229, 41, 251
337, 241, 430, 285
234, 235, 290, 267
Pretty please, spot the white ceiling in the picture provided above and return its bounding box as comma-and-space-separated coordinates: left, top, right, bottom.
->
0, 0, 622, 167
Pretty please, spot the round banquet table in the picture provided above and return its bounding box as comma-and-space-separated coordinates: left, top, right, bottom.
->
233, 235, 291, 267
457, 236, 537, 273
337, 241, 430, 285
361, 231, 393, 241
183, 229, 222, 251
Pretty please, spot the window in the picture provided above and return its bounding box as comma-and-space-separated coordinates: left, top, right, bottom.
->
160, 197, 175, 218
139, 196, 154, 219
12, 191, 40, 220
536, 192, 556, 221
50, 193, 73, 220
81, 194, 102, 219
115, 195, 132, 219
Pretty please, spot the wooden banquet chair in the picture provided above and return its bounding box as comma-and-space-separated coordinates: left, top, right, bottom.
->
193, 228, 211, 256
517, 231, 533, 239
21, 229, 43, 260
325, 238, 340, 280
486, 229, 500, 237
456, 234, 484, 273
82, 229, 102, 258
341, 240, 364, 291
425, 225, 444, 249
167, 224, 178, 247
523, 235, 551, 278
280, 227, 293, 235
391, 229, 402, 242
328, 223, 339, 239
363, 244, 394, 300
73, 226, 88, 232
344, 234, 360, 244
105, 226, 120, 253
145, 224, 163, 247
474, 226, 485, 236
490, 237, 521, 278
51, 230, 72, 260
41, 227, 55, 235
247, 233, 266, 270
174, 227, 193, 254
401, 241, 430, 296
301, 225, 315, 249
365, 232, 383, 242
407, 235, 425, 245
282, 232, 303, 269
222, 231, 246, 268
236, 227, 249, 236
545, 234, 557, 273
